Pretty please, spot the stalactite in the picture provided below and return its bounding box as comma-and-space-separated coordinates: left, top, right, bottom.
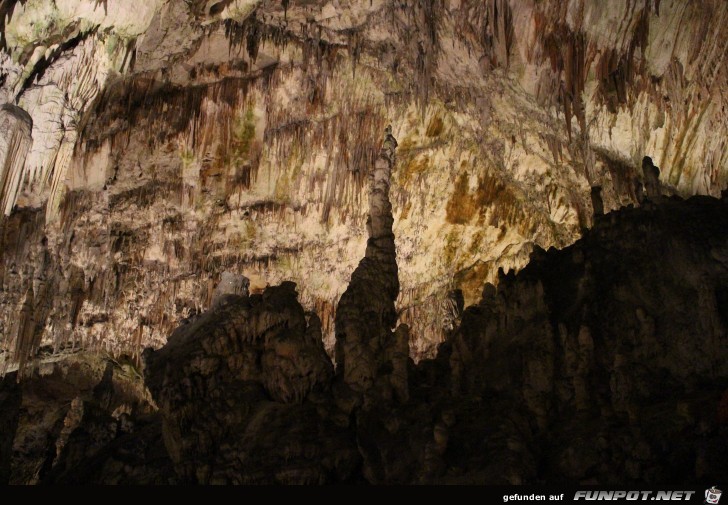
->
345, 29, 361, 77
14, 29, 93, 100
265, 95, 386, 224
2, 0, 726, 377
82, 73, 264, 194
0, 104, 33, 216
595, 8, 650, 113
453, 0, 515, 70
223, 15, 266, 63
540, 24, 591, 143
382, 0, 443, 116
0, 0, 21, 51
3, 35, 132, 222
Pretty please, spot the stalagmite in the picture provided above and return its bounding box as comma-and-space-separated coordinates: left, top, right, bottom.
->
642, 156, 662, 200
590, 186, 604, 217
334, 124, 409, 404
210, 270, 250, 308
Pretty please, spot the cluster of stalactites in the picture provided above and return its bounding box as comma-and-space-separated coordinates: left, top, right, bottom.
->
0, 104, 33, 216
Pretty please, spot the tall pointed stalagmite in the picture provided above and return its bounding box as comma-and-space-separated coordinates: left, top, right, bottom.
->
334, 125, 409, 405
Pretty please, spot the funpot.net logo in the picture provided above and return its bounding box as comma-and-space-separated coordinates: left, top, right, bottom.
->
573, 491, 696, 501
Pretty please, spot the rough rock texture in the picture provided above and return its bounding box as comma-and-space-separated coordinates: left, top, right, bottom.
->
0, 351, 174, 485
210, 270, 249, 308
144, 281, 351, 484
445, 194, 728, 483
2, 0, 727, 368
3, 191, 727, 484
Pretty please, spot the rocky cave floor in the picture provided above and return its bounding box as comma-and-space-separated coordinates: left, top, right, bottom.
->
2, 191, 728, 485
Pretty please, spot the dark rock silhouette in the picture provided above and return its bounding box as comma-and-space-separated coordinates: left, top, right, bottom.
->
143, 282, 340, 483
642, 156, 661, 199
2, 194, 728, 484
590, 185, 604, 217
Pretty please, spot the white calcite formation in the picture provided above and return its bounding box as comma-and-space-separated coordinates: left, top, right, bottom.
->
0, 0, 726, 369
0, 104, 33, 215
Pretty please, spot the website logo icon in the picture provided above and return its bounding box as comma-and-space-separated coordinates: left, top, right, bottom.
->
706, 487, 722, 505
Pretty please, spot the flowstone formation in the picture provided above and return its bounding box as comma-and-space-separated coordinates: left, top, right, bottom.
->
0, 104, 33, 216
